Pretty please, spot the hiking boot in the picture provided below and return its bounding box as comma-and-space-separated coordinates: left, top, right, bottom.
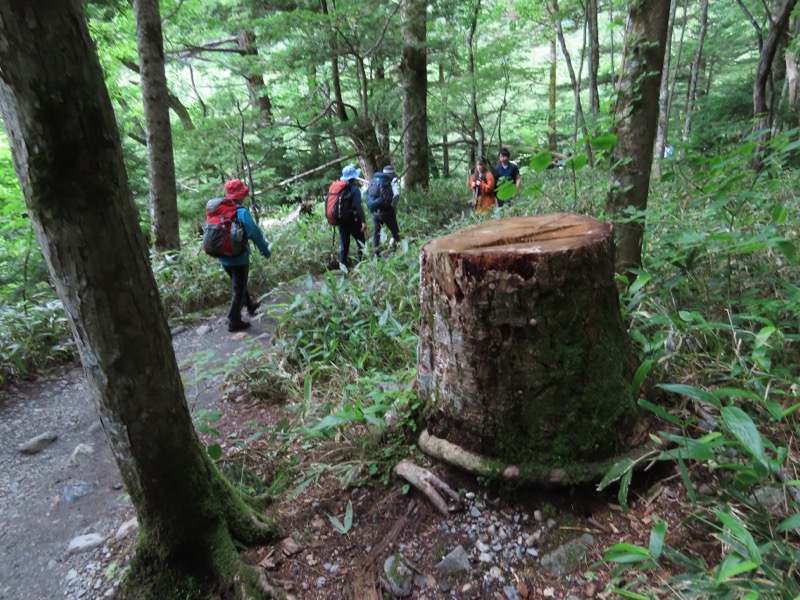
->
227, 320, 251, 332
246, 301, 262, 316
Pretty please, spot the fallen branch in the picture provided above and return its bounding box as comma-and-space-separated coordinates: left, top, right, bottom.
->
393, 459, 460, 516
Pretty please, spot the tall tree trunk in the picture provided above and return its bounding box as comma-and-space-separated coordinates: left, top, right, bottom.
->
784, 17, 800, 129
374, 58, 391, 158
608, 0, 616, 82
132, 0, 180, 251
400, 0, 430, 190
467, 0, 485, 159
0, 1, 279, 598
587, 0, 600, 115
753, 0, 799, 168
606, 0, 671, 276
551, 0, 594, 166
440, 62, 451, 178
668, 0, 688, 139
681, 0, 709, 148
322, 0, 348, 121
549, 37, 558, 152
653, 0, 678, 179
238, 30, 274, 124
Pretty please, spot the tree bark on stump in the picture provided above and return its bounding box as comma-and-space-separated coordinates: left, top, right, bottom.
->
417, 214, 640, 483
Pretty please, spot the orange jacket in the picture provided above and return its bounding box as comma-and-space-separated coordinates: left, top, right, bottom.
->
469, 171, 496, 213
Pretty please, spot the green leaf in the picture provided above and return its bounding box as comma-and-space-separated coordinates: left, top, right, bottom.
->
715, 509, 762, 565
619, 469, 633, 510
657, 383, 722, 408
777, 513, 800, 532
496, 181, 517, 201
648, 522, 667, 560
720, 406, 769, 469
530, 151, 552, 172
715, 553, 758, 584
598, 457, 635, 490
777, 240, 797, 260
610, 590, 650, 600
207, 444, 223, 460
566, 154, 588, 170
638, 398, 681, 426
591, 133, 617, 151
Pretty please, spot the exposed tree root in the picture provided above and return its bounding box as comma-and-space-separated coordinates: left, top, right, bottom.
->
393, 459, 460, 515
418, 428, 664, 485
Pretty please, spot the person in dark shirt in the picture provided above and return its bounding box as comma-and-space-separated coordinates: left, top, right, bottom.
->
336, 164, 367, 268
495, 148, 521, 207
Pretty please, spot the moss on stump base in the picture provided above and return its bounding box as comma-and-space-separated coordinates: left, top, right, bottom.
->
416, 214, 640, 480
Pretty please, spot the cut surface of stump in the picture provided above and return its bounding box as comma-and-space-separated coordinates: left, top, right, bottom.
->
417, 214, 640, 483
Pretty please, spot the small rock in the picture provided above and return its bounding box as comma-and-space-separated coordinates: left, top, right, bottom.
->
533, 510, 543, 522
114, 517, 139, 542
281, 537, 302, 556
68, 533, 106, 554
62, 480, 98, 504
384, 554, 413, 597
315, 576, 326, 589
470, 506, 482, 518
478, 552, 493, 563
540, 534, 595, 576
503, 585, 522, 600
424, 574, 436, 588
66, 443, 95, 467
196, 325, 212, 336
433, 544, 470, 575
18, 431, 58, 455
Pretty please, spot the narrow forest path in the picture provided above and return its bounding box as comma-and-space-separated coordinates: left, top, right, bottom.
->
0, 308, 276, 600
0, 282, 693, 600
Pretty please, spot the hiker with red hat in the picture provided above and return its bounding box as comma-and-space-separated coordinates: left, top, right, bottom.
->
213, 179, 272, 332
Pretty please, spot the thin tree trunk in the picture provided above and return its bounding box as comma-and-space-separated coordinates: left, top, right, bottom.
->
681, 0, 709, 148
667, 1, 688, 139
322, 0, 348, 121
440, 62, 451, 177
549, 37, 558, 152
753, 0, 799, 169
238, 30, 274, 124
587, 0, 600, 115
608, 0, 616, 82
606, 0, 671, 275
400, 0, 430, 190
653, 0, 678, 179
551, 0, 594, 166
466, 0, 485, 159
0, 1, 278, 597
133, 0, 180, 251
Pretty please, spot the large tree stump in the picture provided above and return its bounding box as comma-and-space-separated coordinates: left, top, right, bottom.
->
417, 214, 640, 483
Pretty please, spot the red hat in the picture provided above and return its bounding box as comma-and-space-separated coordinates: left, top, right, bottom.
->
224, 179, 249, 201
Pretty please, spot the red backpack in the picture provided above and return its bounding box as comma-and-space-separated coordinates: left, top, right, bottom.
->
202, 198, 246, 257
325, 180, 354, 226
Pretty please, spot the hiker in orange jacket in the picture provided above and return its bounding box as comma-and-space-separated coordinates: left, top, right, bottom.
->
468, 157, 496, 213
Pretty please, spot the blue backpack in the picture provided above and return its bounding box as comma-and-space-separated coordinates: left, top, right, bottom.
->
366, 172, 394, 212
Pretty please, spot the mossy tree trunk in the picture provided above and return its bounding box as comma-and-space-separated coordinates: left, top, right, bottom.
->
417, 215, 639, 480
0, 2, 278, 598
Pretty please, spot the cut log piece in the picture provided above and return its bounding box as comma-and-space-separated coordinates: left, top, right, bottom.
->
417, 214, 641, 483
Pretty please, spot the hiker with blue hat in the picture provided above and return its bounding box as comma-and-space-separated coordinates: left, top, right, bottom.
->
325, 164, 366, 268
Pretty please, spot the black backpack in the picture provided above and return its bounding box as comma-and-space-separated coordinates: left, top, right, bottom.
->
366, 172, 394, 212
